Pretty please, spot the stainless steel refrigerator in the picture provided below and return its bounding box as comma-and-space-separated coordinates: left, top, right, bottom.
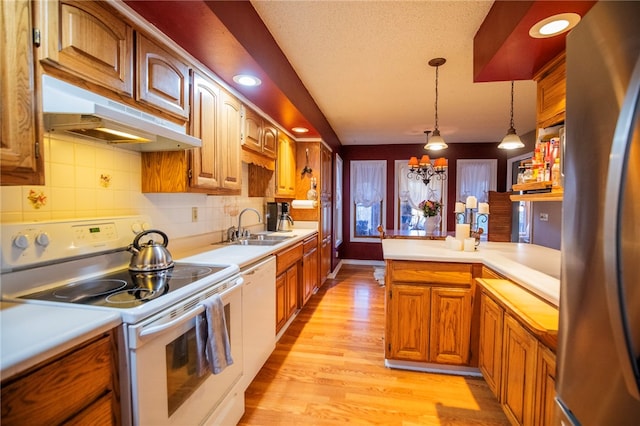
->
557, 1, 640, 425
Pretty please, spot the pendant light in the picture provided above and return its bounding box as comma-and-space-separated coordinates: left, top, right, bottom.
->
498, 81, 525, 149
424, 58, 448, 151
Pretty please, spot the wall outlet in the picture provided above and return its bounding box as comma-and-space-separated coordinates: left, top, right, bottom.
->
539, 213, 549, 222
192, 207, 198, 222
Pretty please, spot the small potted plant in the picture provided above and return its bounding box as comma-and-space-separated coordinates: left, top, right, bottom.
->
419, 199, 442, 234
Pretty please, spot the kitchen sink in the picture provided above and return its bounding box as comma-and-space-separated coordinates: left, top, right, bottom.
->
234, 234, 294, 246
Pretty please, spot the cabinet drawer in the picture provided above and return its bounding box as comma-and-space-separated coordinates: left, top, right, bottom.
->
276, 242, 303, 275
389, 261, 473, 286
303, 234, 318, 253
1, 333, 116, 425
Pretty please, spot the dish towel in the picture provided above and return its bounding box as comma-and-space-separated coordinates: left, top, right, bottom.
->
198, 294, 234, 375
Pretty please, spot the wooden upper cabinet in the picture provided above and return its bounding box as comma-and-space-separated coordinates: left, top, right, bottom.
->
242, 106, 277, 159
37, 0, 133, 96
534, 52, 566, 129
136, 33, 190, 120
276, 132, 296, 196
190, 71, 222, 190
1, 0, 43, 186
219, 89, 242, 191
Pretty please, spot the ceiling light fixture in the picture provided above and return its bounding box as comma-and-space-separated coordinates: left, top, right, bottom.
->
424, 58, 448, 151
529, 13, 581, 39
232, 74, 262, 87
498, 81, 524, 150
291, 127, 309, 133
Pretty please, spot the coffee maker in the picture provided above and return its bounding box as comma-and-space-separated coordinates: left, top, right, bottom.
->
266, 202, 294, 232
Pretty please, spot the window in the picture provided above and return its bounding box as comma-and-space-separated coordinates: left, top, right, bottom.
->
456, 159, 497, 236
394, 160, 447, 233
350, 160, 386, 242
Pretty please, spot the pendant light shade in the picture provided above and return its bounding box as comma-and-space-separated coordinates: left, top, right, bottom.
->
425, 58, 448, 150
498, 81, 524, 149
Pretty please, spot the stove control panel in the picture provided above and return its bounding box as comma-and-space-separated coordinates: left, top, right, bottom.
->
1, 216, 151, 271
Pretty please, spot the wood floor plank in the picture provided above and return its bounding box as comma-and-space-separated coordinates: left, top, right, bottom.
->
239, 264, 509, 425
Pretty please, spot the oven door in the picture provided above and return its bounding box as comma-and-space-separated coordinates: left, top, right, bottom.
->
127, 278, 243, 426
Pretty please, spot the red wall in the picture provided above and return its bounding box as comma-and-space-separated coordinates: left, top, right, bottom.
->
338, 143, 512, 261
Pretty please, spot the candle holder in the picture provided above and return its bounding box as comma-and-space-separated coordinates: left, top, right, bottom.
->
455, 207, 489, 245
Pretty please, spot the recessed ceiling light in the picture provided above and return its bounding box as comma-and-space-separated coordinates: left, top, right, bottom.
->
529, 13, 581, 39
232, 74, 262, 87
292, 127, 309, 133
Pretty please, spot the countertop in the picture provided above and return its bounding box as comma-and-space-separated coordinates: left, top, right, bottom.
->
0, 227, 318, 381
0, 302, 121, 381
174, 228, 318, 268
382, 239, 560, 306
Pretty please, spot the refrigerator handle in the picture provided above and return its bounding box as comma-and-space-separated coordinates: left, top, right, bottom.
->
603, 55, 640, 401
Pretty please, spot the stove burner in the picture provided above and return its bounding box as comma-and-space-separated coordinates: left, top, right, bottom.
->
168, 266, 213, 279
106, 287, 161, 304
53, 279, 128, 301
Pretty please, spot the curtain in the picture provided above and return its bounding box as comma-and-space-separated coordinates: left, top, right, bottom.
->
352, 161, 385, 206
398, 163, 442, 208
457, 160, 496, 203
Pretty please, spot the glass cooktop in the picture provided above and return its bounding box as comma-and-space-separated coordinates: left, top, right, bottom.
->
20, 263, 227, 309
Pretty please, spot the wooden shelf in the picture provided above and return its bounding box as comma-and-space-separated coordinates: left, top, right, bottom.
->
510, 191, 563, 202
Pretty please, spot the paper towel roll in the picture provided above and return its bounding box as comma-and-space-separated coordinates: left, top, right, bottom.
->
291, 200, 318, 209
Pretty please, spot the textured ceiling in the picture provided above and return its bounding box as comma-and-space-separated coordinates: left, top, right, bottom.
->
250, 0, 537, 146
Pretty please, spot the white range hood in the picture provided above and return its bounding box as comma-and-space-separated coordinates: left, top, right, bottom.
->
42, 75, 201, 152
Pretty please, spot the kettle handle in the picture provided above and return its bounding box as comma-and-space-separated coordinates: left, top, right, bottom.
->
132, 229, 169, 250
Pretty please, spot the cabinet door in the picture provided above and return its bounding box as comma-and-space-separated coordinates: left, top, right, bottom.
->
262, 123, 277, 158
276, 133, 296, 196
479, 293, 504, 399
1, 0, 43, 186
275, 272, 287, 333
219, 90, 242, 191
286, 263, 298, 317
38, 0, 133, 96
190, 72, 221, 190
387, 284, 430, 362
502, 314, 538, 426
429, 287, 472, 365
302, 243, 318, 305
535, 53, 566, 128
319, 144, 332, 281
242, 106, 262, 153
137, 33, 189, 119
534, 344, 556, 426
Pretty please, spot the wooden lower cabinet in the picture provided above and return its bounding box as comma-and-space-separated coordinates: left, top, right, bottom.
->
477, 278, 559, 426
534, 344, 557, 426
479, 293, 504, 399
275, 242, 303, 334
385, 261, 473, 366
302, 234, 319, 305
1, 330, 120, 425
502, 314, 538, 426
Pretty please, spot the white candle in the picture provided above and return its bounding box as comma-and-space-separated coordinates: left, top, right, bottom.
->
455, 223, 470, 241
466, 196, 478, 209
478, 202, 490, 214
451, 238, 463, 251
454, 202, 465, 213
464, 237, 476, 252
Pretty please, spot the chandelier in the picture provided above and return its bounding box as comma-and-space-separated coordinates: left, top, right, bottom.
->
407, 137, 448, 186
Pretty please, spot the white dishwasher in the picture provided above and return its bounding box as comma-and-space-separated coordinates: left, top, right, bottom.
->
240, 255, 277, 391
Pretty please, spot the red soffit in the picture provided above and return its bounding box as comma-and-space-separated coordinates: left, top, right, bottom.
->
474, 0, 596, 82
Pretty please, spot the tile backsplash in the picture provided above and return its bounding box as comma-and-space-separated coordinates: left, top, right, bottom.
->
1, 133, 269, 240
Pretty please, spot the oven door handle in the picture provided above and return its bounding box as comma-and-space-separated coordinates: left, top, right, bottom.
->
139, 304, 205, 338
137, 276, 243, 339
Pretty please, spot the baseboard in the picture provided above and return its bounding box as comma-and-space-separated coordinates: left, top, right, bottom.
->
341, 259, 386, 267
384, 359, 483, 377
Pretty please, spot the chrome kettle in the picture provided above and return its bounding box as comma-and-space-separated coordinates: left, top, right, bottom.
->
127, 229, 174, 272
277, 214, 294, 231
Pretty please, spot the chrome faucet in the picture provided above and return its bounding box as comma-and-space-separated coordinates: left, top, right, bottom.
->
236, 208, 262, 239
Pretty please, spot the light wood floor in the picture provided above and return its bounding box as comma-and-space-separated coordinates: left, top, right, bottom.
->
238, 264, 510, 425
